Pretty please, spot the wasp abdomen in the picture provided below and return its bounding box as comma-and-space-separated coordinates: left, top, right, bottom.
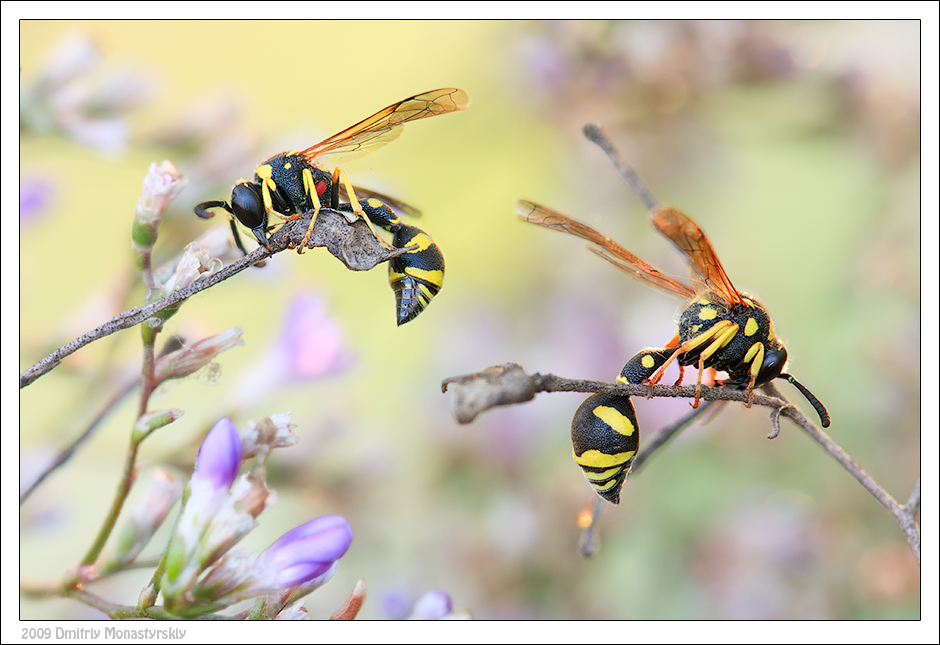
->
389, 224, 445, 325
571, 393, 639, 504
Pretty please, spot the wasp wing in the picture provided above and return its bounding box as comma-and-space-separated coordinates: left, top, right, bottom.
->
651, 207, 743, 306
299, 88, 469, 166
518, 200, 695, 299
337, 184, 422, 219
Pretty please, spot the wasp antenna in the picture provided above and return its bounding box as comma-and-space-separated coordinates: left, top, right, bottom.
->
194, 200, 232, 219
583, 124, 661, 212
780, 373, 831, 428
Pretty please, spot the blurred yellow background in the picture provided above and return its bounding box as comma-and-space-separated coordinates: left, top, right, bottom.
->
20, 20, 921, 619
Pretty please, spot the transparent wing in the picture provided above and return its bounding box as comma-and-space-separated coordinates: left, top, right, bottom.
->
337, 184, 422, 219
299, 88, 469, 166
651, 207, 743, 306
518, 200, 695, 299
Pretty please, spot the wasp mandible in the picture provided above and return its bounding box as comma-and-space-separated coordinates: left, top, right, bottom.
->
195, 88, 469, 325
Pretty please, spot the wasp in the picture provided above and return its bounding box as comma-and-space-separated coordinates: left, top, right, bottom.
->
518, 199, 830, 504
195, 87, 469, 325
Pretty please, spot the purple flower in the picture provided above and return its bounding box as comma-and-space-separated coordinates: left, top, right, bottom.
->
164, 418, 267, 610
20, 177, 54, 226
189, 515, 352, 612
260, 516, 353, 588
277, 292, 355, 381
228, 291, 355, 408
408, 590, 471, 620
194, 417, 241, 492
408, 590, 454, 620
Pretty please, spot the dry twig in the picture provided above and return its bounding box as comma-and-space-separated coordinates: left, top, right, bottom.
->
19, 209, 412, 389
441, 361, 920, 561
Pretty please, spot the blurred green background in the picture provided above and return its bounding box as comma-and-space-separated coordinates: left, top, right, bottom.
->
20, 20, 920, 619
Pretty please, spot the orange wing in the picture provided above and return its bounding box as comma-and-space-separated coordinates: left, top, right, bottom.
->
299, 88, 469, 166
518, 200, 695, 299
651, 207, 743, 306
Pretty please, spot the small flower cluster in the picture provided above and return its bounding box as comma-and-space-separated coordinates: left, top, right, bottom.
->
20, 33, 152, 154
151, 416, 353, 618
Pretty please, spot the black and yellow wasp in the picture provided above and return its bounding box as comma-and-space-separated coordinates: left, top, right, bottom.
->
195, 87, 469, 325
518, 200, 830, 504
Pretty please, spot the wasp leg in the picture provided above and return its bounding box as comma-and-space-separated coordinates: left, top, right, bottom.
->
297, 166, 393, 253
674, 363, 687, 389
285, 167, 329, 253
687, 322, 739, 407
228, 217, 252, 256
739, 341, 766, 407
641, 321, 738, 405
693, 355, 707, 408
571, 392, 639, 505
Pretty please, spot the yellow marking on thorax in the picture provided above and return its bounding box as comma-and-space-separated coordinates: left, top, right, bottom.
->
698, 307, 718, 321
744, 317, 759, 336
641, 354, 656, 369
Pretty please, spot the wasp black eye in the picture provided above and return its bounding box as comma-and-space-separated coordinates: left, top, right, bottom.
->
757, 344, 788, 385
230, 183, 266, 230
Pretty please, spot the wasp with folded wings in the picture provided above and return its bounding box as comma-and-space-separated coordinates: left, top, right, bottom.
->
195, 88, 469, 325
518, 199, 830, 504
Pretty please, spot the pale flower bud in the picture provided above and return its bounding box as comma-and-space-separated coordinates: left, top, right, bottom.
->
135, 160, 187, 226
153, 328, 243, 383
105, 470, 183, 568
161, 242, 220, 293
240, 412, 299, 459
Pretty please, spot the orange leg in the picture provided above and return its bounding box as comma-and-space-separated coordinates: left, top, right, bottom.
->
297, 166, 394, 253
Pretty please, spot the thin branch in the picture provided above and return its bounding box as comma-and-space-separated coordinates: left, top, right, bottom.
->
761, 382, 921, 565
583, 123, 660, 212
20, 209, 412, 389
19, 376, 137, 504
441, 362, 786, 424
441, 363, 920, 564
